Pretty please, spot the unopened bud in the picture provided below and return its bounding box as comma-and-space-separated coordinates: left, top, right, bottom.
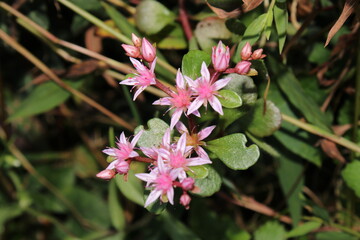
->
132, 33, 142, 47
181, 177, 195, 191
96, 169, 116, 180
251, 48, 266, 60
122, 44, 140, 58
235, 61, 251, 74
141, 38, 156, 62
180, 192, 191, 209
212, 41, 230, 72
241, 42, 252, 60
115, 161, 130, 174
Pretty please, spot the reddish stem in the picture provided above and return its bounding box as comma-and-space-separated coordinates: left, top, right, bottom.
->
155, 79, 174, 96
128, 156, 155, 163
210, 71, 221, 84
178, 0, 193, 41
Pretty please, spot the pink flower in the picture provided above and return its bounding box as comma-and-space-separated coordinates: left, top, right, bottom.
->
121, 44, 140, 58
160, 132, 212, 180
212, 41, 230, 72
179, 192, 191, 209
181, 177, 195, 191
121, 57, 157, 100
251, 49, 266, 60
235, 61, 251, 74
153, 70, 199, 128
115, 161, 130, 174
136, 157, 178, 207
131, 33, 141, 47
176, 121, 215, 160
241, 42, 252, 60
187, 62, 231, 115
100, 130, 143, 175
141, 38, 156, 63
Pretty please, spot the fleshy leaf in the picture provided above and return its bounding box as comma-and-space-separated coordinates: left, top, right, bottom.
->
244, 99, 282, 137
187, 165, 209, 179
254, 221, 286, 240
135, 0, 175, 35
193, 165, 221, 197
341, 160, 360, 198
135, 118, 169, 148
218, 90, 242, 108
181, 50, 211, 79
224, 74, 257, 106
206, 134, 260, 170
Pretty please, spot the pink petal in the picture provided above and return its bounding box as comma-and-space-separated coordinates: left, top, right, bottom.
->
166, 187, 174, 205
176, 133, 187, 155
195, 146, 210, 160
153, 97, 172, 106
150, 57, 157, 73
131, 130, 144, 147
200, 62, 210, 82
192, 110, 201, 117
106, 160, 118, 170
198, 125, 216, 140
130, 57, 145, 72
187, 97, 204, 115
187, 157, 212, 166
176, 69, 185, 89
120, 78, 137, 85
102, 148, 116, 156
140, 147, 158, 159
133, 86, 146, 100
184, 75, 196, 88
162, 129, 171, 149
175, 121, 188, 134
119, 132, 127, 144
135, 173, 156, 183
170, 109, 183, 129
144, 189, 162, 207
213, 77, 231, 91
208, 96, 223, 115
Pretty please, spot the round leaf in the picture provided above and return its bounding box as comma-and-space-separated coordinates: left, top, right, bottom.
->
182, 50, 211, 79
135, 0, 175, 35
135, 118, 169, 148
245, 99, 282, 137
187, 165, 209, 179
206, 133, 260, 170
218, 89, 242, 108
192, 165, 222, 197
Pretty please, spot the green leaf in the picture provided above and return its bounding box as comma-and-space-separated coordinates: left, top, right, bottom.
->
254, 221, 286, 240
135, 0, 175, 35
341, 160, 360, 198
247, 132, 281, 157
316, 232, 358, 240
286, 221, 322, 238
8, 80, 82, 121
218, 90, 242, 108
268, 56, 332, 131
115, 162, 146, 206
181, 50, 211, 79
187, 165, 209, 179
206, 133, 260, 170
102, 2, 140, 37
162, 211, 201, 240
135, 118, 169, 148
193, 165, 222, 197
194, 18, 232, 52
274, 1, 288, 53
0, 205, 23, 234
207, 0, 240, 12
244, 99, 282, 137
157, 24, 187, 50
234, 13, 267, 62
264, 8, 274, 40
309, 43, 331, 64
108, 181, 125, 231
224, 74, 257, 106
277, 156, 304, 226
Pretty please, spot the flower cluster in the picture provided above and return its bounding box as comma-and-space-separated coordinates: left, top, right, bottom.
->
97, 34, 266, 209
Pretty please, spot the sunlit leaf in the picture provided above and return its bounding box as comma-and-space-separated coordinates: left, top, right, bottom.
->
182, 50, 211, 79
192, 165, 222, 197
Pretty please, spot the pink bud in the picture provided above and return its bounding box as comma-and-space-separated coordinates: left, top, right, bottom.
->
212, 41, 230, 72
132, 33, 142, 47
241, 42, 252, 60
181, 178, 195, 191
96, 169, 116, 180
235, 61, 251, 74
122, 44, 140, 58
141, 38, 156, 63
180, 192, 191, 209
115, 161, 130, 174
251, 48, 266, 60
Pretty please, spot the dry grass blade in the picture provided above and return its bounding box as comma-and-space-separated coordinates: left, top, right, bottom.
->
325, 0, 358, 47
242, 0, 264, 12
206, 1, 240, 19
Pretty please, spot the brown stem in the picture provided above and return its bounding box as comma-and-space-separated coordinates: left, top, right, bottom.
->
178, 0, 193, 41
155, 79, 174, 96
129, 156, 155, 164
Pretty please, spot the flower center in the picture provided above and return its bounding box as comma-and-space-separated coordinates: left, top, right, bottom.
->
169, 151, 186, 168
115, 143, 132, 160
155, 173, 173, 191
171, 88, 191, 108
197, 80, 215, 99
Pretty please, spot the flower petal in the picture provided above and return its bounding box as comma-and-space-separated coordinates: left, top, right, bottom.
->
213, 77, 231, 90
176, 133, 187, 155
208, 96, 223, 115
176, 69, 185, 89
187, 97, 204, 115
198, 125, 216, 140
144, 189, 162, 207
153, 97, 172, 106
175, 121, 188, 134
102, 148, 116, 156
131, 129, 143, 147
170, 109, 183, 129
200, 62, 210, 82
166, 187, 174, 205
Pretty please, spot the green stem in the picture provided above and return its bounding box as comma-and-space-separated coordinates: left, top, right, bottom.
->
56, 0, 177, 76
352, 33, 360, 158
281, 114, 360, 154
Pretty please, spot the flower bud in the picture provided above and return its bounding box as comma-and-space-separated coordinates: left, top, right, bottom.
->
115, 161, 130, 174
181, 177, 195, 191
235, 61, 251, 75
241, 42, 252, 60
96, 169, 116, 180
212, 41, 230, 72
122, 44, 140, 58
132, 33, 142, 47
141, 38, 156, 62
180, 192, 191, 209
251, 48, 266, 60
